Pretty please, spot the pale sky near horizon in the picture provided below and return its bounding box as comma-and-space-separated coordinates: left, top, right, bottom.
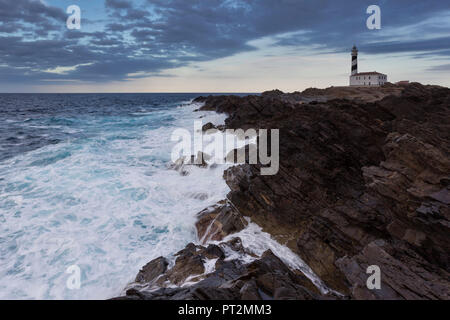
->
1, 0, 449, 93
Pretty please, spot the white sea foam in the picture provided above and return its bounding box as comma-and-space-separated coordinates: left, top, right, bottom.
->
0, 98, 332, 299
0, 101, 231, 300
217, 219, 332, 294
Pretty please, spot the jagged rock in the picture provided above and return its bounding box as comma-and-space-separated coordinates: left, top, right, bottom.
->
239, 280, 261, 300
116, 246, 321, 300
135, 257, 168, 284
198, 83, 450, 299
196, 202, 248, 243
118, 83, 450, 300
336, 240, 450, 300
244, 250, 320, 300
164, 243, 207, 285
202, 122, 216, 131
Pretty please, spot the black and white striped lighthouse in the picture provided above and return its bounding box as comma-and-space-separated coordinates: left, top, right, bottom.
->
351, 45, 358, 75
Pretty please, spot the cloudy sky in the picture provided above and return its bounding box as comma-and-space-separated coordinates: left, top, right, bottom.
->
0, 0, 449, 92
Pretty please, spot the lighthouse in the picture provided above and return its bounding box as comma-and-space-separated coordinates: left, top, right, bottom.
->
351, 45, 358, 75
349, 45, 388, 86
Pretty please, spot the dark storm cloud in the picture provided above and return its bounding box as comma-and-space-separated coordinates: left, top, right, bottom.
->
0, 0, 66, 22
1, 0, 449, 84
0, 0, 65, 35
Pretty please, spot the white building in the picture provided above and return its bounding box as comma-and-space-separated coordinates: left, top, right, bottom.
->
349, 45, 387, 87
350, 71, 388, 86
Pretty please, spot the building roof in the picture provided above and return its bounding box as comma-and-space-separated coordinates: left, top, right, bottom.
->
351, 72, 386, 76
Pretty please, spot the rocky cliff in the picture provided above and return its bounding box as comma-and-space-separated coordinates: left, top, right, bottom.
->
115, 83, 450, 300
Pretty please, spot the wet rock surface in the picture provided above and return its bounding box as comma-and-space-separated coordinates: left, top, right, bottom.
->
116, 243, 323, 300
202, 122, 225, 132
135, 257, 169, 284
116, 83, 450, 300
196, 201, 248, 243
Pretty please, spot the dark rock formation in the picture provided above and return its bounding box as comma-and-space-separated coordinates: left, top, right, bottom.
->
202, 122, 216, 131
135, 257, 169, 284
116, 244, 323, 300
118, 83, 450, 300
196, 201, 248, 243
195, 83, 450, 299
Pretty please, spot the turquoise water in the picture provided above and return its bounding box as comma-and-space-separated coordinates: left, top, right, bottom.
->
0, 94, 232, 299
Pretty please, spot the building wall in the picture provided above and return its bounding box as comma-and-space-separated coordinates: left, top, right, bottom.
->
350, 74, 387, 86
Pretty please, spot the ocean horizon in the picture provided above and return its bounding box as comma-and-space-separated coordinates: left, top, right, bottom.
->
1, 0, 449, 306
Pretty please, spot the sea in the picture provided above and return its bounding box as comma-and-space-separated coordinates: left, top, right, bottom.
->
0, 93, 241, 299
0, 93, 328, 300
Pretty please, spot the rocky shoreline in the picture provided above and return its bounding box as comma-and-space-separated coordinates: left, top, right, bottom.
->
114, 83, 450, 300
